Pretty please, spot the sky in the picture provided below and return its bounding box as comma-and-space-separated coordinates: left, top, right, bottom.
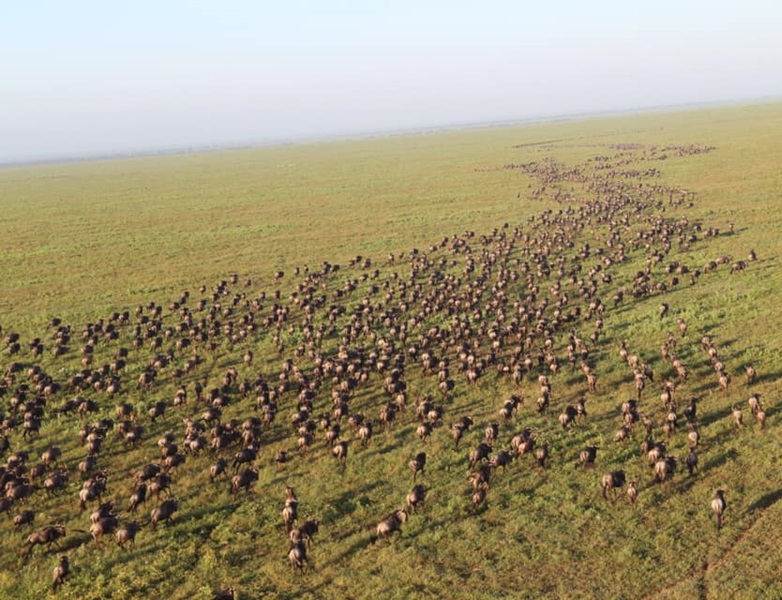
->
1, 0, 781, 163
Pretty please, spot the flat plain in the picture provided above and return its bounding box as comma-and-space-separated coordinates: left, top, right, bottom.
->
0, 101, 781, 599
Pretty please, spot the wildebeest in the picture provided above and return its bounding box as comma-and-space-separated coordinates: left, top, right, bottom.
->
499, 396, 522, 421
686, 424, 699, 448
683, 397, 698, 424
25, 524, 66, 557
409, 452, 426, 481
44, 468, 69, 495
654, 456, 677, 483
41, 446, 62, 466
375, 509, 407, 540
685, 448, 698, 476
332, 440, 349, 467
290, 519, 319, 548
51, 554, 70, 592
406, 484, 426, 512
212, 587, 236, 600
288, 539, 308, 571
210, 458, 229, 483
14, 509, 35, 529
472, 486, 487, 511
282, 499, 298, 533
231, 468, 258, 497
534, 443, 549, 469
489, 450, 513, 473
115, 521, 141, 549
755, 409, 767, 430
469, 443, 492, 470
231, 446, 258, 472
89, 513, 119, 546
358, 420, 373, 448
614, 426, 630, 444
79, 472, 108, 510
416, 422, 433, 442
601, 470, 626, 500
711, 489, 726, 530
510, 431, 535, 459
150, 498, 179, 530
451, 422, 467, 448
579, 445, 598, 469
731, 406, 744, 429
468, 464, 492, 492
659, 303, 668, 319
559, 405, 578, 430
484, 422, 499, 446
626, 481, 638, 506
748, 393, 762, 416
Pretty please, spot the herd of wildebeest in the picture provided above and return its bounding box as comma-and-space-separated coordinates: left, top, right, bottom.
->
0, 141, 769, 597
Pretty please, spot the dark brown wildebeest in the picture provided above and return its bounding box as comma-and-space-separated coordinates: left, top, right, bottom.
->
685, 448, 698, 476
14, 509, 36, 529
230, 468, 258, 497
212, 587, 236, 600
290, 519, 319, 548
489, 450, 513, 473
601, 470, 626, 500
25, 525, 66, 557
469, 443, 492, 470
127, 482, 149, 513
579, 445, 598, 469
150, 498, 178, 530
209, 458, 228, 483
406, 484, 426, 513
559, 405, 578, 430
409, 452, 426, 481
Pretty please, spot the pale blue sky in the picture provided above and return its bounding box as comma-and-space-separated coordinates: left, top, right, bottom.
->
1, 1, 781, 162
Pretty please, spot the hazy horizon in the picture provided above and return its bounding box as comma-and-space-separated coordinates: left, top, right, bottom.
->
2, 1, 782, 164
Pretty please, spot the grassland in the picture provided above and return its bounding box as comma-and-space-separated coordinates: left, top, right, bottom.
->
1, 101, 781, 599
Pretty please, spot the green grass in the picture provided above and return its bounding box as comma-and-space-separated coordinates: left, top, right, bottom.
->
1, 101, 782, 599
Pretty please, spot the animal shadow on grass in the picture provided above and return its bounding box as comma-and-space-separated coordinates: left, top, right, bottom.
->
673, 474, 700, 494
374, 435, 408, 456
691, 381, 720, 395
754, 369, 782, 386
748, 488, 782, 512
185, 501, 235, 523
699, 405, 734, 428
764, 402, 781, 420
100, 540, 169, 570
717, 338, 738, 350
320, 535, 375, 569
329, 481, 384, 520
702, 448, 739, 473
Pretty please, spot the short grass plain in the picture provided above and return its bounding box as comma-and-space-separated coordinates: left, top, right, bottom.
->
0, 101, 781, 599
